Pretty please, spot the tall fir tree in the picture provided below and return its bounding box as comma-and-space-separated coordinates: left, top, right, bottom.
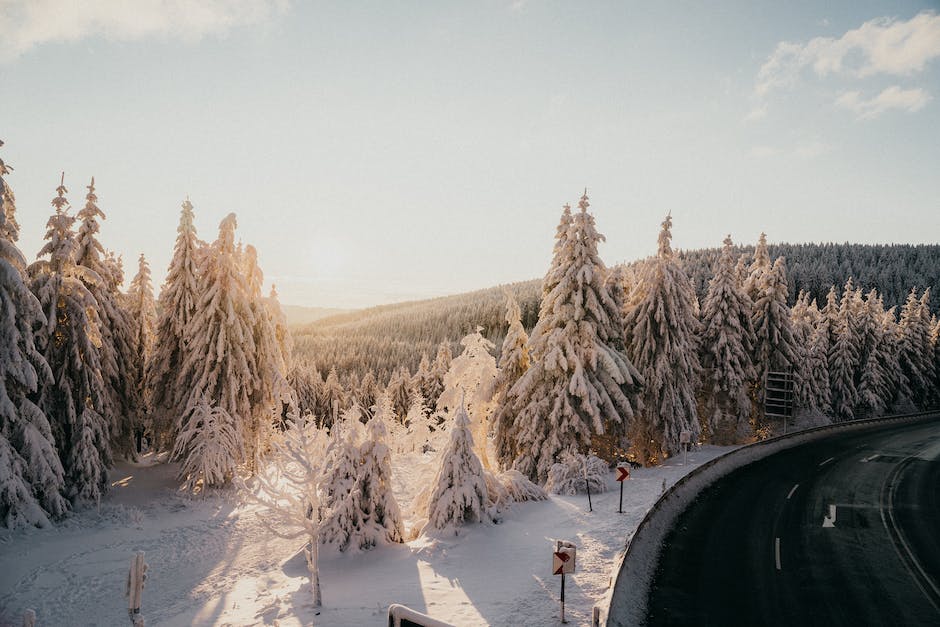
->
176, 213, 256, 469
0, 144, 68, 526
148, 199, 201, 448
828, 280, 861, 421
623, 214, 701, 462
499, 193, 641, 481
493, 291, 531, 458
385, 366, 412, 423
899, 288, 932, 408
317, 366, 346, 428
73, 178, 140, 459
751, 257, 797, 382
127, 253, 156, 446
698, 236, 755, 444
30, 175, 111, 502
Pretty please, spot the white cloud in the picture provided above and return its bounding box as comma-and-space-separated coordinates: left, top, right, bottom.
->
755, 11, 940, 97
835, 85, 931, 119
0, 0, 289, 62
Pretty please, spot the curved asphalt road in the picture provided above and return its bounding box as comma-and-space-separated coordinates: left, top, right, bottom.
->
647, 417, 940, 626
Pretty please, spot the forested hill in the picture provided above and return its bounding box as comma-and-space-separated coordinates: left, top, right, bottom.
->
292, 242, 940, 383
292, 279, 541, 383
679, 242, 940, 310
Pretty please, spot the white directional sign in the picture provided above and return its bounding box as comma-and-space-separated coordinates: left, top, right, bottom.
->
553, 544, 576, 575
679, 430, 692, 444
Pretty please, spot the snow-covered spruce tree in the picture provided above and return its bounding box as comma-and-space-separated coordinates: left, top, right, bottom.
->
931, 316, 940, 408
855, 290, 893, 417
243, 245, 292, 460
410, 354, 436, 408
425, 399, 488, 534
0, 144, 68, 526
500, 193, 641, 481
319, 409, 364, 551
177, 213, 256, 468
623, 214, 700, 463
289, 358, 320, 420
899, 289, 932, 408
828, 281, 861, 421
357, 371, 380, 416
428, 341, 453, 409
29, 175, 111, 503
173, 399, 243, 491
495, 291, 530, 400
404, 391, 432, 452
790, 293, 829, 414
806, 300, 833, 414
751, 257, 797, 381
73, 178, 141, 460
744, 232, 771, 305
317, 366, 346, 429
264, 284, 298, 428
385, 366, 412, 422
242, 418, 329, 606
148, 199, 201, 449
917, 290, 937, 404
356, 413, 404, 547
127, 254, 156, 446
881, 305, 912, 409
437, 328, 498, 469
698, 235, 755, 444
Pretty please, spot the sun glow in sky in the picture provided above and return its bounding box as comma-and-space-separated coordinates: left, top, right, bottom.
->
2, 1, 939, 309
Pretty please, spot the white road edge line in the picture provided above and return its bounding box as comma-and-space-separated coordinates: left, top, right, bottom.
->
775, 537, 781, 571
819, 457, 835, 467
787, 484, 799, 500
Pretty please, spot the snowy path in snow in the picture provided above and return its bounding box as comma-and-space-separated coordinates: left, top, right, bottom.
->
0, 447, 733, 626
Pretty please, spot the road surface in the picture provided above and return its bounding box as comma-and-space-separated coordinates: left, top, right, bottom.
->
647, 417, 940, 626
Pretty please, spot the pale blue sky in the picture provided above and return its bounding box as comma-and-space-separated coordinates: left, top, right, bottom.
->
2, 1, 939, 308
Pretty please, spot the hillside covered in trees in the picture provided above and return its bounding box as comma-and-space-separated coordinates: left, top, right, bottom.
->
293, 241, 940, 385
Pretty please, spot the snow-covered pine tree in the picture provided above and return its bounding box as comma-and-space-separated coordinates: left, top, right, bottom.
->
751, 257, 797, 393
698, 235, 755, 444
623, 214, 700, 462
357, 371, 380, 416
319, 408, 364, 551
744, 232, 771, 304
404, 391, 432, 452
243, 245, 292, 462
289, 358, 320, 420
177, 213, 256, 469
881, 305, 912, 408
790, 292, 830, 414
173, 399, 243, 491
828, 280, 861, 421
264, 284, 298, 428
425, 399, 488, 533
385, 366, 412, 422
805, 299, 833, 414
317, 366, 346, 429
0, 144, 68, 526
493, 291, 531, 459
409, 354, 436, 408
127, 253, 156, 449
29, 175, 111, 503
148, 199, 201, 449
855, 289, 892, 416
930, 316, 940, 407
428, 341, 453, 409
437, 328, 499, 469
501, 193, 641, 481
495, 291, 530, 400
73, 178, 141, 460
356, 413, 404, 547
918, 290, 936, 403
899, 288, 932, 408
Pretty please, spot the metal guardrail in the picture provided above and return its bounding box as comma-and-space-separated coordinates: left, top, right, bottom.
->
602, 410, 940, 626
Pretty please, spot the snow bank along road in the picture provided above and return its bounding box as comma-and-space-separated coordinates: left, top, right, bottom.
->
644, 416, 940, 625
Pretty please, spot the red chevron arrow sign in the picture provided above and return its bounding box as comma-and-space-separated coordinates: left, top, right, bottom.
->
616, 465, 630, 481
553, 546, 576, 575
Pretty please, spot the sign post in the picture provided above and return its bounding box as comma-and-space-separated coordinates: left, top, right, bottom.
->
583, 458, 592, 512
680, 430, 691, 466
553, 541, 577, 624
126, 551, 147, 627
615, 463, 630, 513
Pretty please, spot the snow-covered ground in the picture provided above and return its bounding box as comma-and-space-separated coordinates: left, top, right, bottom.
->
0, 446, 733, 626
